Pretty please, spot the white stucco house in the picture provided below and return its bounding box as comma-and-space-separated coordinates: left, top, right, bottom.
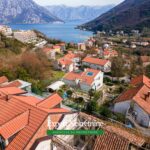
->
62, 68, 104, 92
82, 57, 111, 72
114, 75, 150, 128
58, 52, 81, 72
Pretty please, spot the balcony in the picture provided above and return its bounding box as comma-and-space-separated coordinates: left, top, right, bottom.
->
126, 107, 150, 137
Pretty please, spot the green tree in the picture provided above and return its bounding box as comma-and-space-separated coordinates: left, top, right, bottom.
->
86, 100, 99, 113
142, 27, 150, 37
76, 97, 84, 105
88, 89, 95, 99
66, 90, 73, 98
0, 68, 14, 80
145, 64, 150, 78
15, 67, 30, 80
111, 57, 125, 78
99, 106, 112, 118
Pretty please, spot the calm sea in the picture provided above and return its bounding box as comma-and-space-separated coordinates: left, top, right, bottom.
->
9, 21, 93, 43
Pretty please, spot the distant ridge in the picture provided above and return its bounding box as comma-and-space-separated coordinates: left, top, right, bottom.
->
46, 5, 114, 22
0, 0, 62, 24
80, 0, 150, 32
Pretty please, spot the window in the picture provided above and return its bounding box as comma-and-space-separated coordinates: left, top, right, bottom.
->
87, 72, 94, 76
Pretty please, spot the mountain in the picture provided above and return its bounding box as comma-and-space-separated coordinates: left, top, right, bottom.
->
0, 0, 62, 24
80, 0, 150, 32
46, 5, 114, 22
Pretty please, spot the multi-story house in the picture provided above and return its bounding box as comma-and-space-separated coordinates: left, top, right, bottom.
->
58, 52, 81, 72
82, 57, 111, 72
114, 75, 150, 128
100, 49, 118, 59
0, 86, 148, 150
62, 68, 103, 92
42, 47, 56, 60
0, 86, 71, 150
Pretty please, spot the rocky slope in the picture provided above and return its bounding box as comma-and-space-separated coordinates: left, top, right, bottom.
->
46, 5, 114, 22
80, 0, 150, 32
0, 0, 61, 24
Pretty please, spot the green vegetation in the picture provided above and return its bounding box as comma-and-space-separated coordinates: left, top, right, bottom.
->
48, 71, 65, 83
0, 34, 25, 54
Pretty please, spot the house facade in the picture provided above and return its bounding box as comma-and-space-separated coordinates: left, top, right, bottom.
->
58, 52, 81, 72
101, 49, 118, 59
42, 47, 56, 60
82, 57, 111, 72
114, 75, 150, 128
0, 87, 71, 150
62, 68, 103, 92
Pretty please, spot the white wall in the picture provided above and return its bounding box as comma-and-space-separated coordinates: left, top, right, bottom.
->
114, 100, 131, 114
63, 79, 76, 87
80, 83, 91, 92
56, 113, 78, 144
83, 62, 103, 71
93, 72, 104, 90
82, 61, 111, 72
134, 103, 150, 127
104, 61, 111, 72
35, 140, 51, 150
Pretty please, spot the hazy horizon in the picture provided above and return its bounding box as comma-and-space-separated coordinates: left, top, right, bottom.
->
34, 0, 124, 7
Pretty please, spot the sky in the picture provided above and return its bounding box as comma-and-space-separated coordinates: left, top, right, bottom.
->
34, 0, 124, 6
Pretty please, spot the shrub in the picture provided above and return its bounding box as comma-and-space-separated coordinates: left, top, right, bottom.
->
66, 90, 73, 98
99, 106, 112, 118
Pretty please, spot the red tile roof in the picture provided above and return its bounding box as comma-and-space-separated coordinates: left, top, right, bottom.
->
0, 89, 69, 149
58, 58, 73, 66
53, 45, 61, 49
103, 49, 118, 57
63, 72, 81, 81
105, 125, 145, 146
130, 75, 150, 88
14, 95, 40, 106
82, 57, 109, 66
40, 108, 70, 113
80, 68, 100, 85
115, 85, 142, 103
63, 68, 101, 85
0, 87, 26, 96
58, 52, 78, 66
37, 93, 63, 109
94, 131, 129, 150
0, 76, 8, 84
80, 112, 145, 147
115, 75, 150, 114
0, 110, 29, 139
42, 47, 53, 53
2, 80, 22, 88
